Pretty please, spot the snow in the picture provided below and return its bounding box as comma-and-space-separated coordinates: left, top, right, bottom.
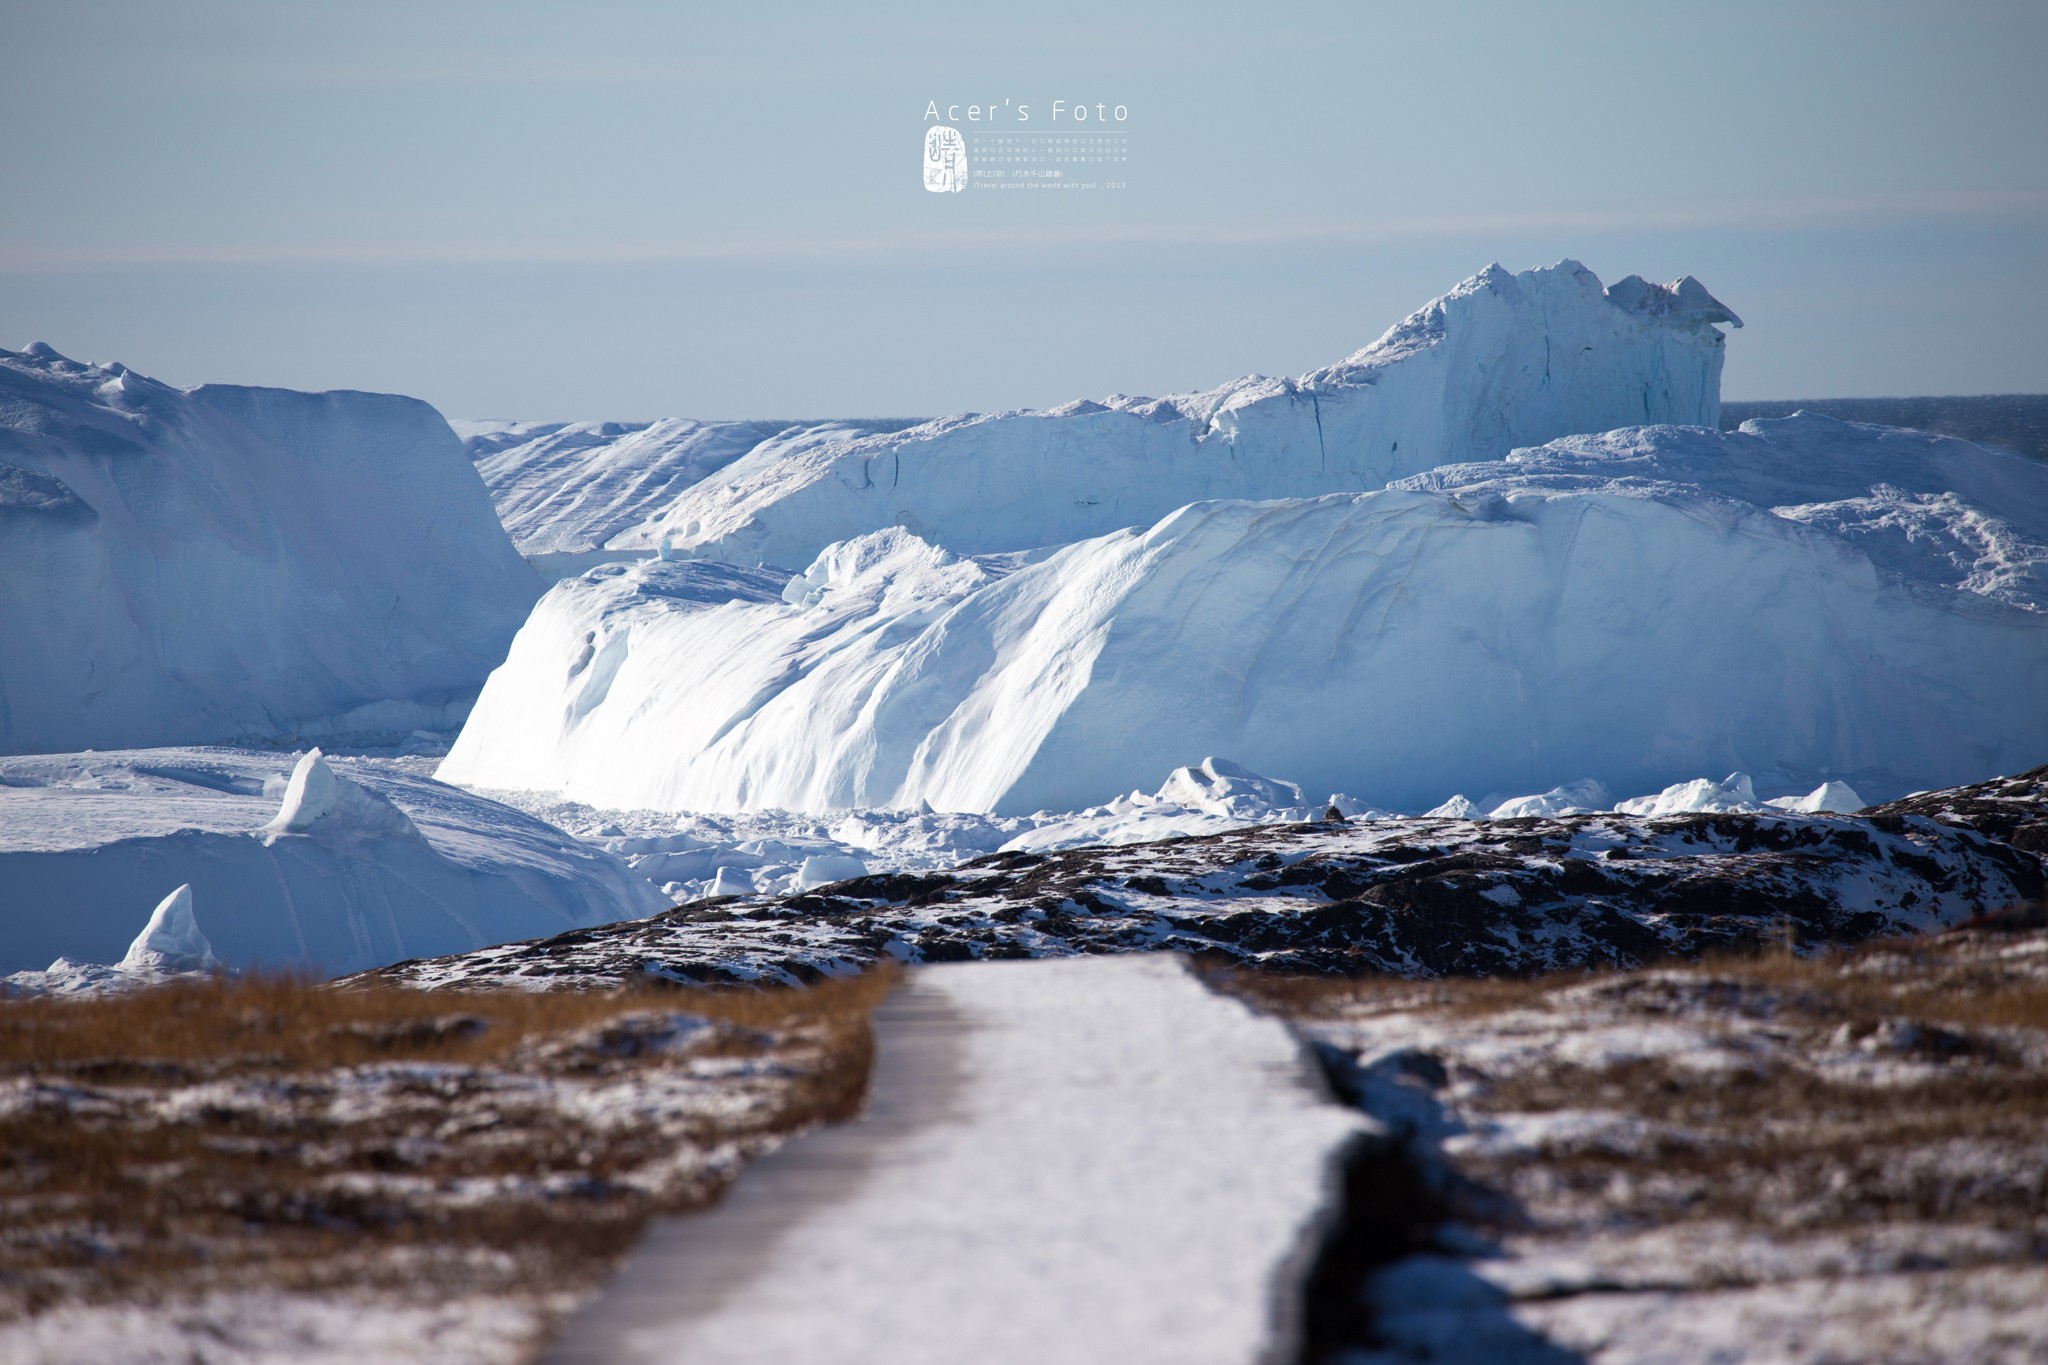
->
458, 752, 1861, 912
457, 416, 924, 577
548, 954, 1366, 1364
380, 772, 2046, 989
1297, 931, 2048, 1365
0, 345, 540, 755
627, 261, 1736, 569
442, 416, 2048, 816
0, 747, 668, 981
0, 1290, 548, 1365
459, 754, 1350, 902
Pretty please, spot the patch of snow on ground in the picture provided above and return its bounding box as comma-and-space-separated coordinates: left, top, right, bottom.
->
0, 1290, 553, 1365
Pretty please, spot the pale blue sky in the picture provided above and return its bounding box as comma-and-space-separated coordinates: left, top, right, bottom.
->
2, 0, 2043, 418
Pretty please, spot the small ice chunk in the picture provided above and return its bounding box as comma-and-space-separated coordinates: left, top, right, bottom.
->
1614, 772, 1763, 816
1153, 757, 1304, 818
1488, 779, 1615, 819
118, 884, 220, 974
1767, 780, 1865, 814
707, 866, 756, 898
260, 748, 421, 843
796, 854, 868, 890
1426, 795, 1482, 819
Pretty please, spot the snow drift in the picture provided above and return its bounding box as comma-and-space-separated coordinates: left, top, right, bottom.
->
440, 416, 2048, 815
0, 344, 541, 755
0, 747, 668, 979
627, 261, 1738, 569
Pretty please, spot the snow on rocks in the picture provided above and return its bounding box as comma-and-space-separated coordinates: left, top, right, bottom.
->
634, 262, 1737, 569
441, 416, 2048, 817
370, 765, 2048, 990
0, 747, 668, 982
0, 345, 541, 755
1290, 926, 2048, 1365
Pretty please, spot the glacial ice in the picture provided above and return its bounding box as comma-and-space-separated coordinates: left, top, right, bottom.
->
1612, 773, 1764, 817
1766, 780, 1866, 815
795, 854, 869, 890
457, 416, 925, 577
1488, 780, 1618, 819
618, 261, 1737, 569
12, 882, 224, 995
118, 884, 219, 974
440, 416, 2048, 816
0, 345, 540, 756
261, 748, 424, 842
0, 748, 669, 980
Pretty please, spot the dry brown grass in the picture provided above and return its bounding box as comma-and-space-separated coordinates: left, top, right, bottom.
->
1228, 926, 2048, 1258
0, 970, 892, 1073
0, 968, 895, 1321
1220, 923, 2048, 1032
1215, 962, 1572, 1021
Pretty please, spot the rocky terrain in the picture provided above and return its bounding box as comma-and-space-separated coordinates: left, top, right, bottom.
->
0, 972, 887, 1361
1265, 918, 2048, 1364
371, 767, 2048, 990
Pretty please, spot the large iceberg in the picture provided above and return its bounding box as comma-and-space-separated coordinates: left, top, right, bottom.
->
439, 416, 2048, 814
621, 261, 1739, 569
0, 344, 541, 755
0, 746, 668, 979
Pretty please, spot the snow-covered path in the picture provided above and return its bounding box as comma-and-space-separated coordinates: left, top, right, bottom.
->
545, 955, 1366, 1364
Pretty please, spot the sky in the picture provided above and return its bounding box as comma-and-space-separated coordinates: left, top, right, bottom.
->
2, 0, 2044, 419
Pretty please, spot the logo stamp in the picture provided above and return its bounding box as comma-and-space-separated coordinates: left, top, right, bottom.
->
923, 126, 968, 193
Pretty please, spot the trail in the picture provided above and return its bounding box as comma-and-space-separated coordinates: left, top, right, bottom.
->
545, 954, 1364, 1364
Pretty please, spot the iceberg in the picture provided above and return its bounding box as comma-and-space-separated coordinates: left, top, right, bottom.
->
0, 344, 540, 755
1766, 780, 1866, 815
439, 416, 2048, 815
0, 747, 669, 979
619, 261, 1738, 569
117, 884, 219, 975
1612, 773, 1765, 817
1488, 779, 1618, 819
